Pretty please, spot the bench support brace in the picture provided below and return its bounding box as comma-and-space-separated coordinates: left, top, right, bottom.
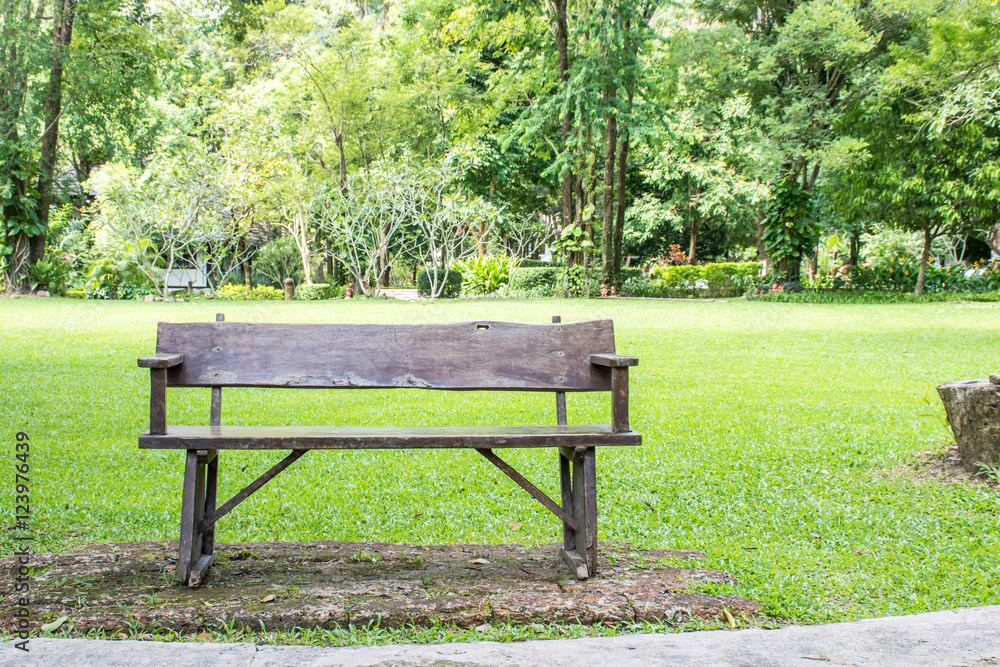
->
475, 446, 598, 580
177, 448, 308, 586
477, 449, 579, 532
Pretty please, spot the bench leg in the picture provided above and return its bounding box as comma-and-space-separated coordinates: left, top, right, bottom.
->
177, 449, 217, 586
559, 446, 598, 579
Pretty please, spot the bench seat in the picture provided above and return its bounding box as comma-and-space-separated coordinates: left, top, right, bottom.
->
140, 424, 642, 450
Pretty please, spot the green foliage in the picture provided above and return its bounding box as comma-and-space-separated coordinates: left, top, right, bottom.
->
553, 225, 597, 297
84, 257, 154, 300
760, 180, 819, 280
254, 236, 305, 287
294, 283, 344, 300
640, 261, 763, 297
975, 455, 1000, 483
851, 258, 1000, 293
751, 289, 1000, 304
215, 284, 284, 300
28, 259, 70, 293
519, 259, 562, 268
509, 267, 560, 292
453, 255, 518, 295
416, 269, 462, 298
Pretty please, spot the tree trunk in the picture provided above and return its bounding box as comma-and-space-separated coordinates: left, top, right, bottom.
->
687, 181, 698, 264
243, 241, 252, 290
850, 230, 860, 267
601, 105, 617, 282
555, 0, 574, 251
613, 128, 628, 283
688, 218, 699, 265
915, 226, 932, 296
35, 0, 76, 262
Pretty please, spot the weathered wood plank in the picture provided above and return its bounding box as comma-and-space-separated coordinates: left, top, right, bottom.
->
140, 424, 641, 450
612, 367, 630, 433
149, 368, 167, 436
589, 353, 639, 368
187, 554, 216, 588
176, 450, 204, 584
581, 447, 598, 575
157, 320, 616, 391
559, 448, 574, 553
202, 451, 218, 555
561, 548, 589, 580
138, 353, 184, 368
552, 316, 568, 423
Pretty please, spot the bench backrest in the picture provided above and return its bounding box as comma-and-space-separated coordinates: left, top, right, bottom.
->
157, 319, 617, 392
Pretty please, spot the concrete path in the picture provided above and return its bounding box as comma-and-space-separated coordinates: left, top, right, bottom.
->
4, 606, 999, 667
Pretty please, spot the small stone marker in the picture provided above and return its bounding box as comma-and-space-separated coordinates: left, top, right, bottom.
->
284, 277, 294, 301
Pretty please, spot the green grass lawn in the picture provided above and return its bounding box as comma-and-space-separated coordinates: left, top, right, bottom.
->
2, 296, 998, 628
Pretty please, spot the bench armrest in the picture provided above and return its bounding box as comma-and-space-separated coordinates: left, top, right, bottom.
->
139, 354, 182, 435
138, 353, 184, 369
589, 354, 639, 368
590, 354, 638, 433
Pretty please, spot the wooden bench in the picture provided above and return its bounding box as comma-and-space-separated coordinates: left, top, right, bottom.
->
138, 315, 640, 587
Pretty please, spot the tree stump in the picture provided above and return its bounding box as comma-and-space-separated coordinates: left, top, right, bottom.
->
937, 376, 1000, 472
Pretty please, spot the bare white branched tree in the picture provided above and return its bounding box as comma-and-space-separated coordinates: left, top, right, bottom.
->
90, 153, 253, 297
412, 161, 503, 298
497, 214, 559, 296
319, 162, 417, 296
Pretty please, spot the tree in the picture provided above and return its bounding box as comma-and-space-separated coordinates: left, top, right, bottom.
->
91, 153, 254, 297
694, 0, 911, 280
831, 99, 1000, 294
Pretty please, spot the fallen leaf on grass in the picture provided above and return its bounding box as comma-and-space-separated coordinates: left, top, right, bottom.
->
197, 632, 212, 641
468, 558, 490, 565
722, 608, 736, 628
508, 521, 522, 530
40, 616, 68, 633
475, 623, 492, 632
260, 594, 276, 603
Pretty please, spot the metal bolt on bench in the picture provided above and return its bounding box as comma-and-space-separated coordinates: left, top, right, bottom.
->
138, 314, 640, 586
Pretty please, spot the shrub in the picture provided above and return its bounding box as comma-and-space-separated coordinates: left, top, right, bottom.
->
28, 259, 70, 294
295, 283, 344, 300
505, 286, 555, 298
84, 257, 154, 299
509, 267, 560, 292
254, 236, 305, 287
453, 255, 518, 295
417, 269, 463, 298
519, 259, 563, 268
646, 262, 762, 297
619, 267, 644, 282
215, 284, 284, 300
850, 257, 1000, 293
751, 289, 1000, 304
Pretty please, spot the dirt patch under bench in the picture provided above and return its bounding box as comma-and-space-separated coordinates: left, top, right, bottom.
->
0, 541, 762, 634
